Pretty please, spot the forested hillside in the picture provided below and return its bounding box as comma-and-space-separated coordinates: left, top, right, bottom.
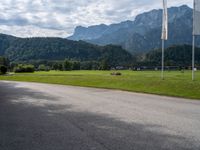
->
142, 45, 200, 67
0, 34, 133, 66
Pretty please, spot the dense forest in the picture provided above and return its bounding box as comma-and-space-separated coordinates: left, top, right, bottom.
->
139, 45, 200, 67
0, 34, 134, 67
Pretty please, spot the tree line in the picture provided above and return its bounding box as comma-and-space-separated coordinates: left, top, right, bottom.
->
9, 59, 117, 73
1, 44, 200, 74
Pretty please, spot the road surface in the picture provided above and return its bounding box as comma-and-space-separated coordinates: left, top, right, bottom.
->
0, 81, 200, 150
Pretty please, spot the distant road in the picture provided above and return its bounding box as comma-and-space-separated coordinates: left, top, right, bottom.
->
0, 81, 200, 150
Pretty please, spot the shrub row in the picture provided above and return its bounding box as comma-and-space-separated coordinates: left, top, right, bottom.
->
14, 64, 35, 73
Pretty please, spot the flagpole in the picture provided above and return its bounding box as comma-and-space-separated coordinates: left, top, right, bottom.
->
161, 0, 167, 80
192, 0, 195, 81
161, 39, 165, 80
192, 35, 195, 81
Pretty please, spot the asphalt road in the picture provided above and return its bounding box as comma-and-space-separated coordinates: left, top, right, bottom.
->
0, 81, 200, 150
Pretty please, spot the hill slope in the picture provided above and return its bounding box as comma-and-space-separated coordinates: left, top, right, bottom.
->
142, 45, 200, 66
0, 34, 133, 66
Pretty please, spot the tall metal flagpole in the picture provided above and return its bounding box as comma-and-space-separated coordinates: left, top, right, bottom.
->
192, 0, 195, 81
161, 0, 167, 80
192, 35, 195, 81
162, 39, 164, 80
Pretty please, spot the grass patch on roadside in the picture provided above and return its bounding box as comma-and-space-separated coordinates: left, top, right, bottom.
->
0, 70, 200, 100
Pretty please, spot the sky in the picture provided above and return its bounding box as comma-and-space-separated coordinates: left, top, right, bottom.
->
0, 0, 192, 38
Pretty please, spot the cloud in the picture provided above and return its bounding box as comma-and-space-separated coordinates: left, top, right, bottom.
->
0, 25, 68, 37
0, 0, 192, 37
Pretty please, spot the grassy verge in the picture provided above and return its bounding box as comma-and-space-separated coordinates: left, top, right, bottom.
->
0, 70, 200, 100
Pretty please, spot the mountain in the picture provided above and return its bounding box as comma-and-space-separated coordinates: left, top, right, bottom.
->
68, 5, 193, 54
68, 21, 134, 41
0, 34, 133, 66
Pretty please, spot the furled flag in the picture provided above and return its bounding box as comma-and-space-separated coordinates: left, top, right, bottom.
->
193, 0, 200, 35
161, 0, 168, 40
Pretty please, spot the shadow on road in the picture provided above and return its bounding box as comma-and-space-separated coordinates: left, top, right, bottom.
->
0, 81, 198, 150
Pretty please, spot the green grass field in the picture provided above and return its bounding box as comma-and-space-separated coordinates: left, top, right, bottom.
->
0, 70, 200, 99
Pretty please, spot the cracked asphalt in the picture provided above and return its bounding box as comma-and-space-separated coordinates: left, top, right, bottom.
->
0, 81, 200, 150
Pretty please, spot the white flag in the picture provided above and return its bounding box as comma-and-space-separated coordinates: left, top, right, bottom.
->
161, 0, 168, 40
193, 0, 200, 35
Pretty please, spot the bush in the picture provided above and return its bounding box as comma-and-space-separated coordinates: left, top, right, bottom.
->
38, 64, 50, 71
111, 72, 122, 76
38, 64, 46, 71
0, 66, 7, 74
14, 64, 35, 73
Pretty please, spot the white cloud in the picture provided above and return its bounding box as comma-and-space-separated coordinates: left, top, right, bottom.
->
0, 0, 192, 37
0, 25, 68, 37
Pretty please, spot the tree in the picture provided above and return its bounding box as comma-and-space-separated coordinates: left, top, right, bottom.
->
52, 63, 59, 70
100, 59, 110, 70
0, 66, 7, 74
52, 62, 63, 71
80, 61, 93, 70
0, 56, 9, 67
58, 63, 63, 71
10, 62, 18, 71
72, 61, 81, 70
63, 59, 72, 71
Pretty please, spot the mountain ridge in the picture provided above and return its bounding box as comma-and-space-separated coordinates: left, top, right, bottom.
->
68, 5, 194, 54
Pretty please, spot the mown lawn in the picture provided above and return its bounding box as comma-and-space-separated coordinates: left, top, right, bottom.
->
0, 70, 200, 99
